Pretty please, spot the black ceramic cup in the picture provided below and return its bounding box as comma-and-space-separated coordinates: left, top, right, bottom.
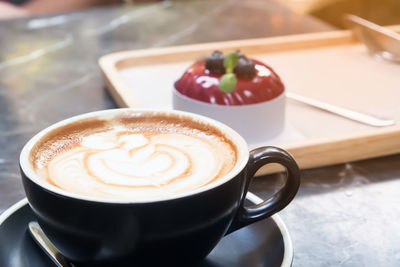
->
19, 109, 300, 266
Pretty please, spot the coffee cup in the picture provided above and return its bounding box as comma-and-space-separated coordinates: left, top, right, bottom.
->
19, 108, 300, 265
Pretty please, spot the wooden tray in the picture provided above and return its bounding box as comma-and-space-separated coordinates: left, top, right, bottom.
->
99, 26, 400, 175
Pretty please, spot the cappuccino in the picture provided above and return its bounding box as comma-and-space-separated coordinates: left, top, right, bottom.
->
30, 112, 237, 200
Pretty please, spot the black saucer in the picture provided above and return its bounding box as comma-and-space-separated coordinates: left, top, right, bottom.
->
0, 194, 293, 267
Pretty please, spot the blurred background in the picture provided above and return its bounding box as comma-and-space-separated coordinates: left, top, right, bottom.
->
277, 0, 400, 28
1, 0, 400, 29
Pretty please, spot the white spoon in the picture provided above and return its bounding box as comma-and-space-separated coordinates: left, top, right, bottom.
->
286, 92, 395, 127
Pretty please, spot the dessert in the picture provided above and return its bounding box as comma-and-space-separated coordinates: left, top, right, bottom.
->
174, 50, 285, 105
173, 50, 286, 144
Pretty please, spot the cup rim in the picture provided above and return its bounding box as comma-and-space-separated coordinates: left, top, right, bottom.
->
19, 108, 249, 204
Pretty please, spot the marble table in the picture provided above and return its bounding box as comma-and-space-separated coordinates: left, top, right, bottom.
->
1, 0, 399, 266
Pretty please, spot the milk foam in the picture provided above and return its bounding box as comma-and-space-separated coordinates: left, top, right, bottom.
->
35, 127, 236, 200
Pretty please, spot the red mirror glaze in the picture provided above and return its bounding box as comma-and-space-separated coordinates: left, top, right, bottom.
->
174, 59, 284, 106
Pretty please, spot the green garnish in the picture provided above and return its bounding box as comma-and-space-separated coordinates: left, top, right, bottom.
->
219, 73, 237, 93
223, 51, 239, 73
219, 51, 239, 93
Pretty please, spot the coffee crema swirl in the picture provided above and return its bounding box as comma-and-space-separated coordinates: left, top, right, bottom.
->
32, 116, 237, 200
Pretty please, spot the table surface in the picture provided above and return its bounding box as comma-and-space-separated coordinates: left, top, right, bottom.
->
1, 1, 399, 266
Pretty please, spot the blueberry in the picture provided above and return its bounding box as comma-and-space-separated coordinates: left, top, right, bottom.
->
236, 50, 246, 59
205, 51, 225, 75
234, 57, 256, 78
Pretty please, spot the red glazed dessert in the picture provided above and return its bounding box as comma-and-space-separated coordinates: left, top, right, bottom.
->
174, 51, 284, 105
173, 51, 286, 144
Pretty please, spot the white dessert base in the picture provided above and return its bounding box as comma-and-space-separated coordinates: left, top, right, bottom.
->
173, 89, 285, 144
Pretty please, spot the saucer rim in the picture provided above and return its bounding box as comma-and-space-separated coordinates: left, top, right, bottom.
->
0, 193, 293, 267
246, 192, 293, 267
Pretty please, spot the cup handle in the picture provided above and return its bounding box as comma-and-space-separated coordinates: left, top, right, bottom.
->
226, 146, 300, 234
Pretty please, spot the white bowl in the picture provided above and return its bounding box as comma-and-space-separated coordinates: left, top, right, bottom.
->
173, 89, 285, 145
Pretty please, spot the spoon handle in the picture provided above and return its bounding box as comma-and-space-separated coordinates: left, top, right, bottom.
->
344, 14, 400, 63
286, 92, 395, 127
28, 222, 72, 267
345, 14, 400, 41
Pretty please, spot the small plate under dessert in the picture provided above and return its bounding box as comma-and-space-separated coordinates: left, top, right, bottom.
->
0, 193, 293, 267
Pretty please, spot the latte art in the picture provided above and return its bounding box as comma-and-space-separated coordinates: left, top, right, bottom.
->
32, 115, 237, 200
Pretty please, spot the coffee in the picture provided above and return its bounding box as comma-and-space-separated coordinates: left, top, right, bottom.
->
30, 112, 237, 200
